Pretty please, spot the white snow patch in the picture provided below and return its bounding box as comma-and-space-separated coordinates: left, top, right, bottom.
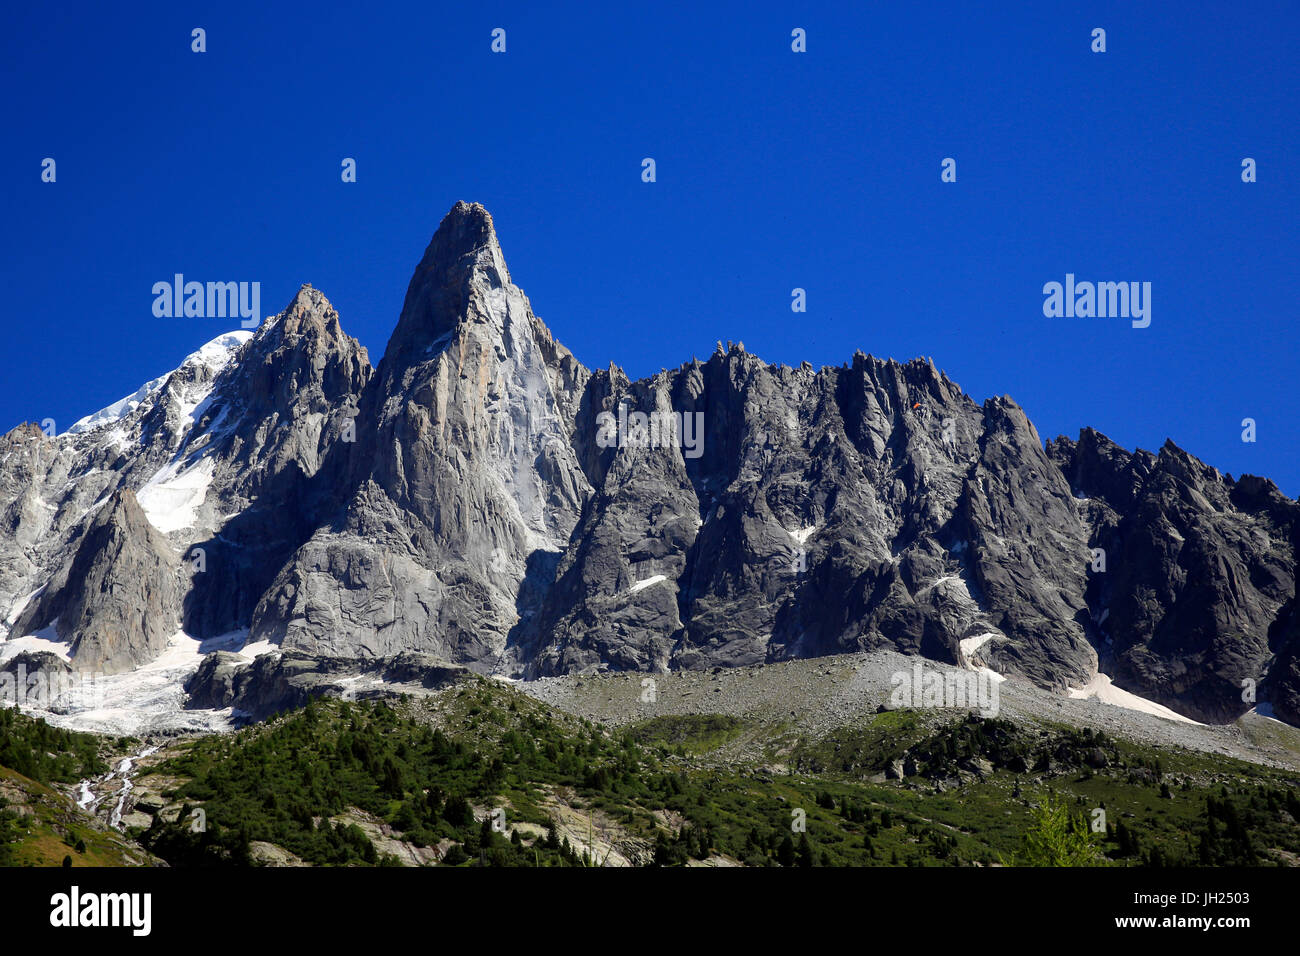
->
3, 586, 46, 629
957, 632, 1005, 683
10, 629, 262, 736
0, 625, 72, 664
788, 526, 818, 546
136, 455, 216, 534
922, 574, 963, 594
103, 425, 132, 451
190, 331, 253, 367
333, 674, 391, 701
958, 632, 997, 660
232, 639, 278, 660
1069, 672, 1203, 725
628, 574, 668, 594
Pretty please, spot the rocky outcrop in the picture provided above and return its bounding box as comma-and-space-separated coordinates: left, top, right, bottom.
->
184, 650, 468, 722
184, 651, 248, 709
1047, 431, 1299, 722
10, 489, 181, 673
1266, 595, 1300, 726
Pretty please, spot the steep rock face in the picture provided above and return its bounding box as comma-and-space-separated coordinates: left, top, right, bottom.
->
1267, 592, 1300, 726
10, 489, 180, 673
3, 200, 1298, 728
0, 287, 371, 667
192, 284, 371, 501
521, 344, 1098, 689
951, 397, 1094, 689
519, 366, 699, 674
0, 423, 62, 622
1046, 431, 1299, 722
250, 203, 593, 667
0, 339, 255, 665
178, 286, 373, 638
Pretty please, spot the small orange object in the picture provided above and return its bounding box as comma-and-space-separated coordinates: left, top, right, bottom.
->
913, 403, 922, 409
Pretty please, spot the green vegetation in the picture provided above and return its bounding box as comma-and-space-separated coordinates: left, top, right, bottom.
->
0, 710, 128, 866
0, 708, 107, 785
0, 798, 20, 866
0, 775, 146, 867
626, 714, 747, 754
1012, 792, 1107, 866
4, 679, 1300, 868
138, 692, 656, 866
127, 685, 1300, 867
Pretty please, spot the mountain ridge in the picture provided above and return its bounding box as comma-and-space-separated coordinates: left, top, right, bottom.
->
2, 201, 1297, 730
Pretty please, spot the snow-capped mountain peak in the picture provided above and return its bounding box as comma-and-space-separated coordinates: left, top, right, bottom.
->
66, 331, 253, 436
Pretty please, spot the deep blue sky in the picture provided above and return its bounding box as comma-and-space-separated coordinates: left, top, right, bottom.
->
3, 2, 1297, 494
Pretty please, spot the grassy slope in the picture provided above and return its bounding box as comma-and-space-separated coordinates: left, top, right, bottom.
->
0, 710, 153, 867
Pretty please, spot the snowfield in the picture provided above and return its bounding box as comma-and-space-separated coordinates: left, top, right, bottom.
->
1069, 672, 1203, 726
136, 455, 217, 534
958, 632, 997, 659
0, 625, 72, 664
66, 374, 170, 435
2, 628, 277, 736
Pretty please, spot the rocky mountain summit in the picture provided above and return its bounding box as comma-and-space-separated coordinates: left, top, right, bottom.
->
2, 202, 1297, 728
